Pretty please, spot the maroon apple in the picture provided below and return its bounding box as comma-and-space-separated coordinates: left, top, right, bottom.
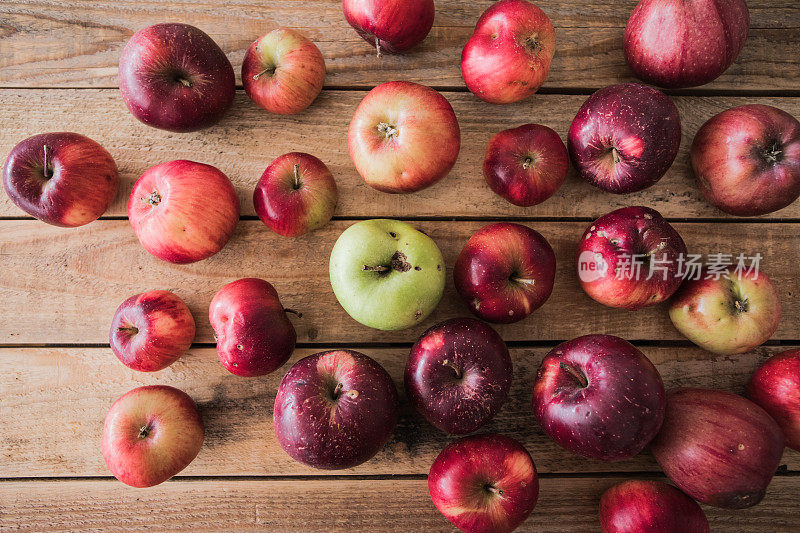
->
342, 0, 434, 55
747, 349, 800, 451
429, 433, 539, 533
599, 480, 710, 533
531, 334, 665, 461
119, 23, 235, 132
568, 83, 681, 194
454, 222, 555, 324
3, 132, 118, 227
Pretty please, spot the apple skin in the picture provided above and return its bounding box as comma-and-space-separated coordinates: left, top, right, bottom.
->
273, 350, 399, 469
242, 28, 326, 115
342, 0, 434, 54
461, 0, 556, 105
405, 318, 512, 435
531, 334, 665, 461
691, 104, 800, 216
568, 83, 681, 194
110, 290, 195, 372
454, 222, 555, 324
209, 278, 297, 377
428, 433, 539, 533
669, 268, 781, 355
329, 219, 446, 331
577, 206, 687, 310
599, 480, 710, 533
624, 0, 750, 89
747, 349, 800, 451
483, 124, 568, 207
118, 23, 235, 132
102, 385, 204, 488
128, 160, 240, 264
650, 387, 784, 509
348, 81, 461, 193
3, 132, 118, 227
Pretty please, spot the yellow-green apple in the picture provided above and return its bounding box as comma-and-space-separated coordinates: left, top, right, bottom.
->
747, 349, 800, 451
102, 385, 204, 488
599, 480, 709, 533
3, 132, 118, 227
348, 81, 460, 193
343, 0, 435, 55
128, 160, 240, 264
329, 219, 445, 330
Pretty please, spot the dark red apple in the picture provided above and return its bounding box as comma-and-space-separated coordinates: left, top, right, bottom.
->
747, 349, 800, 452
599, 480, 710, 533
342, 0, 434, 55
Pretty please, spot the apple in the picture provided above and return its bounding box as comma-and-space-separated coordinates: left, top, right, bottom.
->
624, 0, 750, 89
102, 385, 204, 488
273, 349, 399, 469
405, 318, 512, 435
747, 349, 800, 451
348, 81, 460, 193
531, 334, 665, 461
329, 219, 445, 331
461, 0, 556, 105
242, 28, 326, 115
253, 152, 338, 237
110, 290, 195, 372
669, 268, 781, 355
651, 388, 784, 509
483, 124, 568, 207
691, 104, 800, 216
453, 222, 555, 324
128, 160, 240, 264
568, 83, 681, 194
577, 206, 687, 310
342, 0, 435, 55
209, 278, 299, 377
429, 433, 539, 533
3, 132, 118, 227
599, 480, 710, 533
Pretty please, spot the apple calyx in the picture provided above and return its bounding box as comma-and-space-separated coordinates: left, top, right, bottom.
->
377, 122, 399, 141
42, 145, 53, 179
523, 33, 542, 53
141, 190, 162, 206
759, 140, 784, 165
559, 361, 589, 388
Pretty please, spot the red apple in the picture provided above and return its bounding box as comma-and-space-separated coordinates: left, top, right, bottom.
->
599, 480, 710, 533
342, 0, 434, 55
110, 290, 195, 372
3, 132, 118, 227
624, 0, 750, 89
348, 81, 460, 193
691, 104, 800, 216
253, 152, 338, 237
119, 23, 235, 132
429, 433, 539, 533
128, 160, 240, 264
102, 385, 204, 488
747, 349, 800, 451
461, 0, 556, 105
242, 28, 326, 115
454, 222, 555, 324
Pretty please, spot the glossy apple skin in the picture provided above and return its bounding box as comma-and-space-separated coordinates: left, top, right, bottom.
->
532, 335, 665, 461
3, 132, 118, 227
209, 278, 297, 377
128, 160, 240, 264
348, 81, 460, 193
624, 0, 749, 89
102, 385, 204, 488
599, 480, 710, 533
242, 28, 326, 115
429, 434, 539, 533
343, 0, 434, 54
568, 83, 681, 194
119, 23, 235, 132
405, 318, 512, 435
747, 349, 800, 451
669, 269, 781, 355
454, 222, 555, 324
691, 104, 800, 216
273, 350, 399, 469
110, 290, 195, 372
577, 206, 687, 310
651, 387, 784, 509
484, 124, 568, 207
461, 0, 556, 105
253, 152, 338, 237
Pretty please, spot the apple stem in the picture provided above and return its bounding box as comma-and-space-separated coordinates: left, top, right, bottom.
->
293, 164, 301, 190
512, 277, 536, 286
484, 484, 503, 496
42, 145, 52, 178
362, 265, 390, 272
284, 308, 303, 318
253, 66, 275, 81
442, 359, 462, 379
522, 157, 533, 170
116, 325, 139, 335
332, 382, 344, 400
734, 298, 749, 314
559, 362, 588, 388
177, 77, 193, 88
375, 36, 382, 58
611, 148, 620, 164
138, 424, 151, 439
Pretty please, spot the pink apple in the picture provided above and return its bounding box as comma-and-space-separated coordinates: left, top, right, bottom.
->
599, 480, 709, 533
343, 0, 435, 55
747, 349, 800, 451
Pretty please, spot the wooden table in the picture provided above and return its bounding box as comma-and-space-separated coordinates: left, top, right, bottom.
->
1, 1, 798, 531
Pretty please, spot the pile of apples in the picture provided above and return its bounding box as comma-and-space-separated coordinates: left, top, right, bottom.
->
2, 0, 800, 532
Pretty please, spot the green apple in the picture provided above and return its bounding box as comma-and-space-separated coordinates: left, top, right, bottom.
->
329, 219, 445, 330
